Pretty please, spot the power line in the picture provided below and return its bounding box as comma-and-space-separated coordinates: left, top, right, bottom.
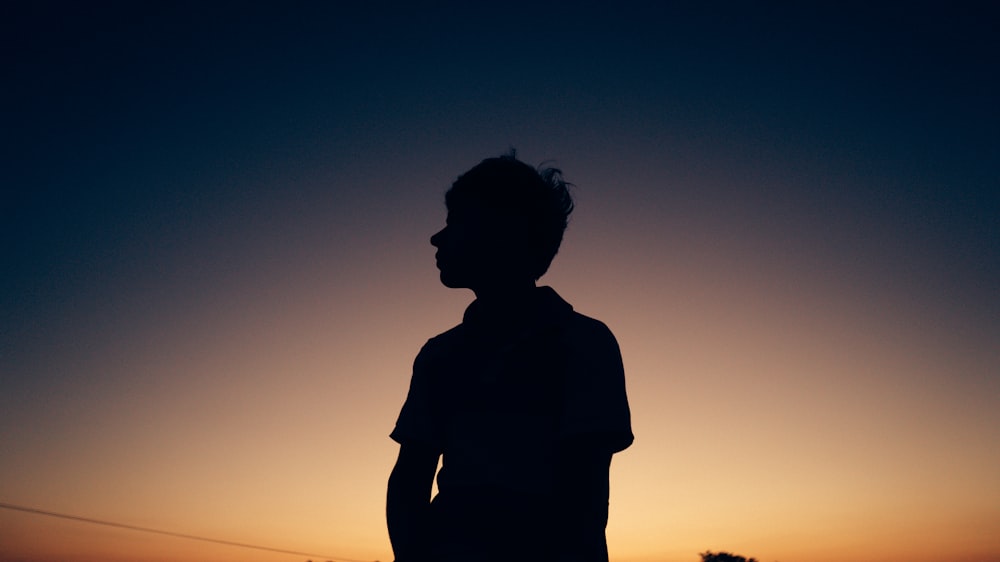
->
0, 501, 378, 562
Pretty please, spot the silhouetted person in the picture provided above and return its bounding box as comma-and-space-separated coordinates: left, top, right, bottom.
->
387, 151, 633, 562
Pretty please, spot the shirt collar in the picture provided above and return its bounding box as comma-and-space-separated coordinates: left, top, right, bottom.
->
461, 286, 573, 335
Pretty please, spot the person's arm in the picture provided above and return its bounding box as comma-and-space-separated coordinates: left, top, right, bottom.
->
386, 443, 439, 562
552, 317, 632, 561
552, 437, 614, 562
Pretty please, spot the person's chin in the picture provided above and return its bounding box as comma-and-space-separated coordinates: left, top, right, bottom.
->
438, 271, 468, 289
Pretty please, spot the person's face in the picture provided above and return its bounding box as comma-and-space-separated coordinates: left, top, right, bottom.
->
430, 205, 526, 291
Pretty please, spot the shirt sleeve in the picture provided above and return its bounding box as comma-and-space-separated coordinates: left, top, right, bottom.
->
559, 317, 634, 453
390, 342, 443, 451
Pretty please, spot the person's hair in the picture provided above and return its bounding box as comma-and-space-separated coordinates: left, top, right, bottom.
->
446, 148, 574, 280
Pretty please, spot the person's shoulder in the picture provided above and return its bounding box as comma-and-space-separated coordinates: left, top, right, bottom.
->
564, 309, 615, 337
431, 322, 466, 344
561, 310, 619, 348
417, 323, 466, 358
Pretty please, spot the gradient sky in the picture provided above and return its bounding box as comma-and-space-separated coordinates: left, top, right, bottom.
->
3, 3, 998, 562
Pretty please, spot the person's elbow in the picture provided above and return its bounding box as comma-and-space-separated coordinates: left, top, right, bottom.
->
387, 444, 438, 500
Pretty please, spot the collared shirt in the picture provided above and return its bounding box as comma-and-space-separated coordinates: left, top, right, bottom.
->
391, 286, 633, 498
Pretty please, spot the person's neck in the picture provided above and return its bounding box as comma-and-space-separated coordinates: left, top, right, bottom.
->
471, 280, 537, 307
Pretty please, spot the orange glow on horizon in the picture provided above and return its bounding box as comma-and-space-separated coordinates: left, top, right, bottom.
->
3, 207, 997, 562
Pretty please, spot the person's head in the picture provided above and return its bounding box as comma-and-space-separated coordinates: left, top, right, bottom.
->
430, 149, 574, 293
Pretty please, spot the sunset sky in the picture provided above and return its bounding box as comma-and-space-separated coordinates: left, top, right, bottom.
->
2, 3, 998, 562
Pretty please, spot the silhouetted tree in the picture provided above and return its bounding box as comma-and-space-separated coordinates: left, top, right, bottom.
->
700, 550, 758, 562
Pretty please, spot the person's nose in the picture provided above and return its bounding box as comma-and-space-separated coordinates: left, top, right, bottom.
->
430, 227, 445, 248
